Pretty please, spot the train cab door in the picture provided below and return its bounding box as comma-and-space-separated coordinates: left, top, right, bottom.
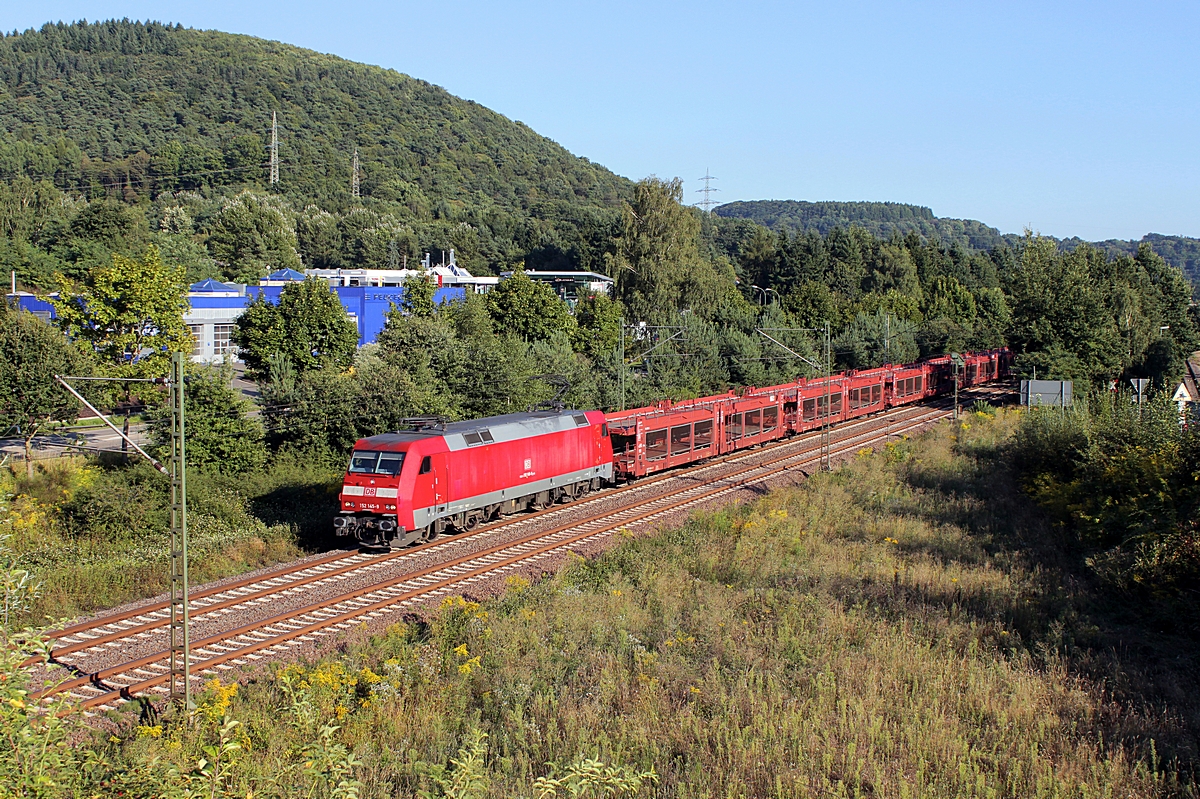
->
413, 454, 450, 520
433, 456, 449, 515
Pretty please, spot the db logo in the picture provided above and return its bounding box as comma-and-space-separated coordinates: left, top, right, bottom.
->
363, 487, 377, 497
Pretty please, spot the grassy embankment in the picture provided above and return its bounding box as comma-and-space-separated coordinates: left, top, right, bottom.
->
20, 408, 1194, 798
1, 456, 341, 622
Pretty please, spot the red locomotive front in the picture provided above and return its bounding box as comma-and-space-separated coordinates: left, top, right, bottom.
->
335, 410, 613, 549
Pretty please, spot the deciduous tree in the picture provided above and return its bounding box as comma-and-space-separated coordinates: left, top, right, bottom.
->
233, 278, 359, 380
51, 244, 190, 377
0, 302, 89, 476
486, 269, 574, 341
206, 191, 300, 284
150, 364, 266, 473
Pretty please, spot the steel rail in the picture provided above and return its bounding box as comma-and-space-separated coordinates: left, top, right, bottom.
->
44, 398, 951, 659
42, 383, 1010, 696
51, 404, 952, 710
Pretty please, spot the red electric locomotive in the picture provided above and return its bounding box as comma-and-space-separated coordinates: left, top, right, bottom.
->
335, 409, 613, 549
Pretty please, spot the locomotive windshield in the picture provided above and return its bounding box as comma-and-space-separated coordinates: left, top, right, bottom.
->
348, 451, 405, 476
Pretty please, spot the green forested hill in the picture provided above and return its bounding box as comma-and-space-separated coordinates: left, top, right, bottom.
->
716, 199, 1200, 294
0, 20, 628, 210
1088, 234, 1200, 295
714, 200, 1019, 252
0, 20, 631, 281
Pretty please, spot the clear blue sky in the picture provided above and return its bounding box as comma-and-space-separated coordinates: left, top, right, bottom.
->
5, 1, 1199, 241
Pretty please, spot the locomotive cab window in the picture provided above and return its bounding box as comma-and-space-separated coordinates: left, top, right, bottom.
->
349, 451, 379, 474
349, 451, 405, 475
419, 456, 432, 475
376, 452, 405, 476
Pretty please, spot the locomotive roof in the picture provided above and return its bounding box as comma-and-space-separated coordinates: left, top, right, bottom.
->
354, 409, 596, 452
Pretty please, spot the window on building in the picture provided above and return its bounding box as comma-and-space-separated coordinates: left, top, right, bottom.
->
189, 325, 204, 358
213, 324, 235, 356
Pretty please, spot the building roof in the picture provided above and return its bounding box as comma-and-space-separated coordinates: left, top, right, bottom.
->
266, 268, 306, 281
500, 270, 613, 282
189, 278, 242, 293
1176, 351, 1200, 404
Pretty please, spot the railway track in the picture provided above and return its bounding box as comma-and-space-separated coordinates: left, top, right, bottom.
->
36, 386, 1009, 711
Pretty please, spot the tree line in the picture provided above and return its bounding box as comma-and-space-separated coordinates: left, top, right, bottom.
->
3, 176, 1197, 477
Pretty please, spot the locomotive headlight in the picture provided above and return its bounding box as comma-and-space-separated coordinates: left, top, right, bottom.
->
346, 501, 356, 508
386, 504, 396, 510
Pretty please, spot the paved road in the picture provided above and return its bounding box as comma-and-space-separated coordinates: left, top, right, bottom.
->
0, 423, 150, 461
2, 368, 263, 464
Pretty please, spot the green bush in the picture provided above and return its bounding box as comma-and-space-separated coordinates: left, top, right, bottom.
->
1011, 392, 1200, 594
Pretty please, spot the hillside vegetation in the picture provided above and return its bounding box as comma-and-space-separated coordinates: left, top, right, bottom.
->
6, 413, 1198, 796
0, 21, 628, 210
715, 199, 1018, 252
0, 20, 629, 281
717, 199, 1200, 294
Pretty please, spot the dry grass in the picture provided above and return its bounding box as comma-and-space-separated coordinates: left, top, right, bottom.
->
91, 409, 1198, 798
2, 457, 314, 622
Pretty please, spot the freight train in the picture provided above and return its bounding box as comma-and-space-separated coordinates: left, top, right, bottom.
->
334, 348, 1012, 548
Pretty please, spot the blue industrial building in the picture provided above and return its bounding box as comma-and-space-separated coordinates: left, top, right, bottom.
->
186, 272, 465, 362
8, 271, 465, 364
